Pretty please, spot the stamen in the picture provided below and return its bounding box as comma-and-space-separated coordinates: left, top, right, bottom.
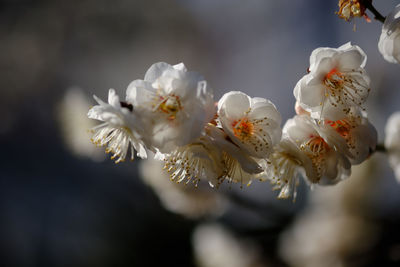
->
269, 149, 302, 201
153, 94, 183, 120
300, 136, 330, 182
90, 125, 137, 163
231, 116, 271, 154
232, 118, 254, 139
163, 143, 211, 187
327, 119, 357, 150
322, 68, 369, 114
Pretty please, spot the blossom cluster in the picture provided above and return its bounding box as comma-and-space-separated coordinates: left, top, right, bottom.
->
88, 43, 379, 200
265, 42, 377, 199
88, 62, 282, 189
336, 1, 400, 184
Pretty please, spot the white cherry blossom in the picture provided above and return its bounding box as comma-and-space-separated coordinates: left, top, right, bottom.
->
162, 131, 225, 187
126, 62, 214, 153
206, 124, 264, 187
378, 4, 400, 64
385, 112, 400, 182
217, 91, 282, 159
284, 115, 351, 185
324, 110, 377, 165
261, 139, 311, 201
294, 43, 370, 120
88, 89, 148, 163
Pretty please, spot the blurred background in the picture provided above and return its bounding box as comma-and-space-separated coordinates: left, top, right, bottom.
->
1, 0, 400, 266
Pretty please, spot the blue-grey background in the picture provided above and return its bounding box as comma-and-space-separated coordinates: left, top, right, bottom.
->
1, 0, 400, 266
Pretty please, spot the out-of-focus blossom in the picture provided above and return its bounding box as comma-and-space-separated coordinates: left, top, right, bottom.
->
284, 115, 351, 185
337, 0, 370, 22
126, 62, 215, 152
139, 158, 226, 219
385, 111, 400, 181
325, 110, 377, 165
280, 212, 376, 267
294, 43, 370, 120
279, 162, 378, 267
88, 89, 148, 163
378, 4, 400, 64
57, 87, 104, 161
217, 91, 282, 158
192, 224, 266, 267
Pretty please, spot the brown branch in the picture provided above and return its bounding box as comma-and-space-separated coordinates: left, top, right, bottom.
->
375, 143, 387, 153
362, 0, 386, 23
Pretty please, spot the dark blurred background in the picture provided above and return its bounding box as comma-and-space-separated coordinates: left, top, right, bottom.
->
1, 0, 400, 266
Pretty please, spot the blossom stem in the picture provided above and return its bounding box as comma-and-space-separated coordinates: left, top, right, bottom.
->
375, 143, 387, 153
362, 0, 385, 23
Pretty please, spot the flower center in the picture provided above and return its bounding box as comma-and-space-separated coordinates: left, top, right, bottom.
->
326, 119, 351, 138
324, 68, 345, 90
322, 67, 369, 112
337, 0, 364, 21
156, 94, 182, 120
232, 118, 254, 139
326, 119, 357, 150
303, 136, 329, 154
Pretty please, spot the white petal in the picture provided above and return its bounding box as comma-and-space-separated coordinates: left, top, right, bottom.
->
309, 47, 337, 73
144, 62, 172, 82
126, 79, 155, 105
295, 75, 325, 109
107, 89, 120, 108
337, 45, 367, 70
173, 62, 187, 71
284, 116, 316, 143
218, 91, 250, 119
250, 97, 282, 125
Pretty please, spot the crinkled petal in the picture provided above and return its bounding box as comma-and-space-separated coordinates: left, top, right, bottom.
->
337, 45, 367, 70
126, 79, 155, 106
295, 76, 325, 109
218, 91, 250, 120
144, 62, 172, 83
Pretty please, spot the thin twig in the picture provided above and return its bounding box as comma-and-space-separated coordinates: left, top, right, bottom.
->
362, 0, 386, 23
375, 143, 387, 153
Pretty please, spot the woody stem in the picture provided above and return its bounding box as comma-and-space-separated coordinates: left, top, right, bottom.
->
362, 0, 386, 23
375, 143, 387, 153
